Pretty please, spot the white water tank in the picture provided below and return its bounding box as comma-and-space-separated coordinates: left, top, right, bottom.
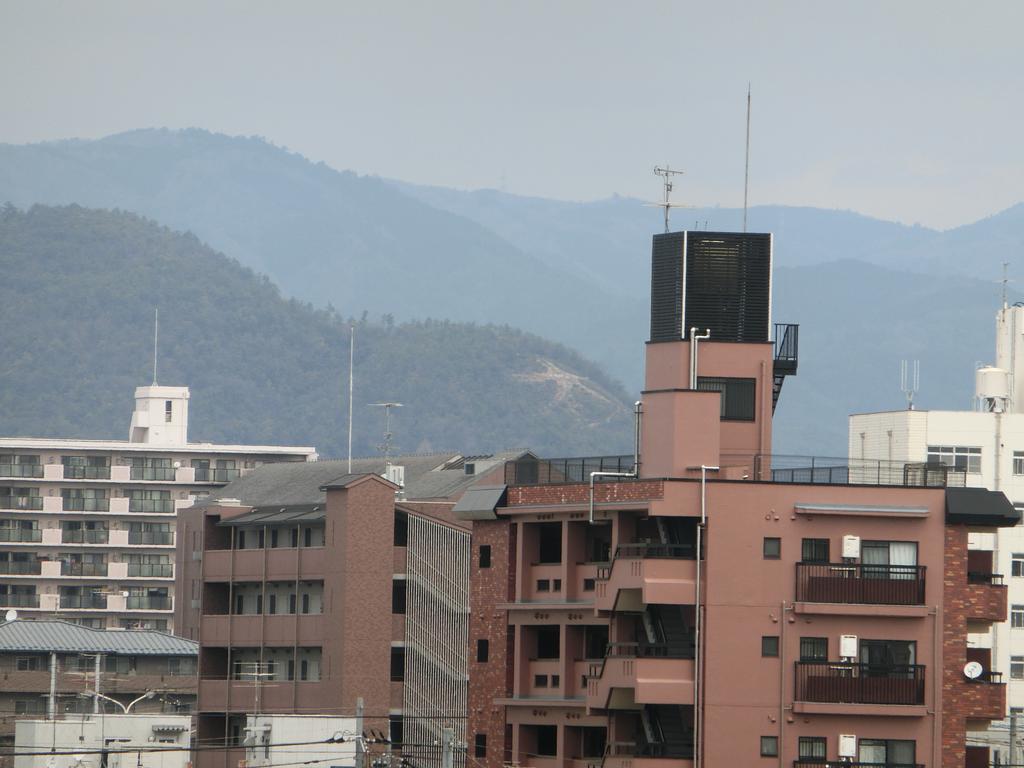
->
976, 366, 1010, 411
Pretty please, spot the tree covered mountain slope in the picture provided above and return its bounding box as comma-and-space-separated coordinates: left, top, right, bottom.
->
0, 204, 634, 457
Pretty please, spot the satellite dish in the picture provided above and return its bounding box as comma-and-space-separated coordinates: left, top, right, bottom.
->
4, 609, 17, 622
964, 661, 984, 679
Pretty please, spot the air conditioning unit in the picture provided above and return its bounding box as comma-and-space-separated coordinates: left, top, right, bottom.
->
839, 634, 858, 659
385, 464, 405, 488
842, 535, 861, 559
838, 734, 857, 757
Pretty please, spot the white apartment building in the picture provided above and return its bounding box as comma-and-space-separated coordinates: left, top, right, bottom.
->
0, 385, 315, 633
14, 714, 192, 768
850, 301, 1024, 758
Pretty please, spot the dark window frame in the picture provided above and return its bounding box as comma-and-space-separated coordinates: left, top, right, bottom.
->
761, 636, 779, 657
696, 376, 757, 421
763, 537, 781, 559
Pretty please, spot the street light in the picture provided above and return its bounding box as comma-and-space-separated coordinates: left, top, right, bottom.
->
78, 690, 160, 714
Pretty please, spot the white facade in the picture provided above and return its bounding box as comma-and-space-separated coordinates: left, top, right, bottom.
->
13, 714, 191, 768
242, 714, 358, 768
0, 385, 316, 632
850, 303, 1024, 757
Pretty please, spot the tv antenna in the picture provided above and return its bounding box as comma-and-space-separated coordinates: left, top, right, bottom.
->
151, 308, 159, 385
1000, 261, 1012, 310
370, 402, 403, 467
900, 360, 920, 410
743, 83, 751, 233
648, 166, 691, 233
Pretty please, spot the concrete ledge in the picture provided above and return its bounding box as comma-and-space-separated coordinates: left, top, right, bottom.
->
793, 601, 930, 618
793, 701, 927, 717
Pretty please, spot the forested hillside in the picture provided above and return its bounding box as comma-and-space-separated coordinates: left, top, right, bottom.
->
0, 205, 633, 456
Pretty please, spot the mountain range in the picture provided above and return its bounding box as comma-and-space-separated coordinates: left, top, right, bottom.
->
1, 128, 1022, 456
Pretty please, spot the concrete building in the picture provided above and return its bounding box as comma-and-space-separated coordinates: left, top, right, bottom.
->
239, 714, 359, 768
174, 451, 525, 768
0, 385, 315, 632
13, 714, 192, 768
0, 619, 198, 766
850, 301, 1024, 762
460, 231, 1016, 768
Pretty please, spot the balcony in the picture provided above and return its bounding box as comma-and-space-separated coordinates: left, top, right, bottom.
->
0, 495, 43, 511
129, 499, 174, 514
793, 764, 923, 768
59, 594, 108, 609
588, 643, 695, 710
0, 463, 43, 479
130, 467, 176, 481
193, 467, 241, 482
795, 563, 925, 606
202, 547, 326, 581
201, 614, 324, 646
966, 550, 1007, 622
0, 593, 39, 607
62, 497, 110, 512
61, 530, 109, 545
60, 562, 108, 577
127, 563, 173, 578
62, 465, 111, 480
0, 561, 41, 575
794, 662, 925, 706
0, 528, 42, 543
595, 546, 697, 612
198, 679, 323, 712
963, 676, 1006, 721
126, 595, 172, 610
128, 531, 174, 545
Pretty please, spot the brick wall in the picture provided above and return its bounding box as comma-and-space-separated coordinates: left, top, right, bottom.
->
507, 480, 663, 507
467, 519, 515, 768
943, 525, 1008, 767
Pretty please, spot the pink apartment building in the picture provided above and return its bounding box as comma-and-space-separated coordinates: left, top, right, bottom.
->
460, 232, 1015, 768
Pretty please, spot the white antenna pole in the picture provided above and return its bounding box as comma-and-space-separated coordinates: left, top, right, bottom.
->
1003, 261, 1010, 310
152, 308, 159, 386
651, 166, 688, 233
347, 326, 355, 474
743, 83, 751, 233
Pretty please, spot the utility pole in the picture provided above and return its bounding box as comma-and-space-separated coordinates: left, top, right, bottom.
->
355, 697, 366, 768
1010, 709, 1017, 767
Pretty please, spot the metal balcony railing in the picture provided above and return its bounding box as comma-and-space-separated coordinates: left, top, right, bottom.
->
606, 740, 694, 760
62, 464, 111, 480
968, 570, 1005, 585
721, 454, 968, 487
795, 661, 926, 705
129, 499, 173, 514
128, 531, 174, 545
0, 495, 43, 510
0, 528, 42, 543
0, 561, 41, 575
62, 497, 109, 512
126, 595, 172, 610
59, 594, 108, 609
614, 542, 696, 560
795, 563, 926, 605
0, 593, 39, 607
61, 562, 108, 577
130, 467, 176, 481
794, 763, 923, 768
505, 455, 635, 486
127, 563, 172, 578
0, 463, 43, 478
61, 530, 109, 544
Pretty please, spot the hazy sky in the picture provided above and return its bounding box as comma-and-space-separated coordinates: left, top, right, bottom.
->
2, 1, 1022, 229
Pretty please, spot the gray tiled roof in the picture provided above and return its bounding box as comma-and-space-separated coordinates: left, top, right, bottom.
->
0, 620, 198, 656
201, 451, 526, 507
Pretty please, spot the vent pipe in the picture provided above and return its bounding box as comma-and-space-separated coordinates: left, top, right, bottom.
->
690, 327, 711, 389
589, 401, 642, 524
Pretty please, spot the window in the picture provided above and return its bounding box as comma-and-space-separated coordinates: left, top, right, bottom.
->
477, 639, 489, 663
859, 639, 915, 669
799, 637, 828, 662
763, 537, 781, 559
165, 400, 173, 422
537, 523, 562, 564
1013, 605, 1024, 628
761, 636, 779, 657
479, 545, 491, 568
862, 540, 918, 579
1015, 451, 1024, 476
1013, 554, 1024, 577
390, 647, 405, 681
302, 593, 310, 614
16, 656, 40, 671
389, 715, 403, 747
798, 737, 826, 761
801, 538, 829, 563
391, 579, 406, 614
1011, 656, 1024, 680
927, 445, 981, 473
760, 736, 778, 757
535, 626, 560, 659
859, 739, 915, 765
268, 595, 276, 615
696, 376, 756, 421
394, 511, 407, 547
474, 734, 487, 759
534, 674, 549, 687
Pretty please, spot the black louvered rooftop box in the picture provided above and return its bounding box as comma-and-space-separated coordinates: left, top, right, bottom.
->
649, 231, 772, 343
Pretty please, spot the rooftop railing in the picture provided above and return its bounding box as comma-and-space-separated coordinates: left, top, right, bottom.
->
505, 455, 635, 486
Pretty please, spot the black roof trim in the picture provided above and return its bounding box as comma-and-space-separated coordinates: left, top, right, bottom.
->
945, 487, 1020, 527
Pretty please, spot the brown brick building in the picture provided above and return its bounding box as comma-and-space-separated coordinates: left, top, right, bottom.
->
459, 231, 1016, 768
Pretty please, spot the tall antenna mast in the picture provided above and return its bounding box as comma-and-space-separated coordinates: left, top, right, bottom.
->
370, 402, 403, 468
152, 308, 159, 386
743, 83, 751, 233
347, 326, 355, 474
900, 359, 920, 411
649, 166, 689, 233
1002, 261, 1011, 310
